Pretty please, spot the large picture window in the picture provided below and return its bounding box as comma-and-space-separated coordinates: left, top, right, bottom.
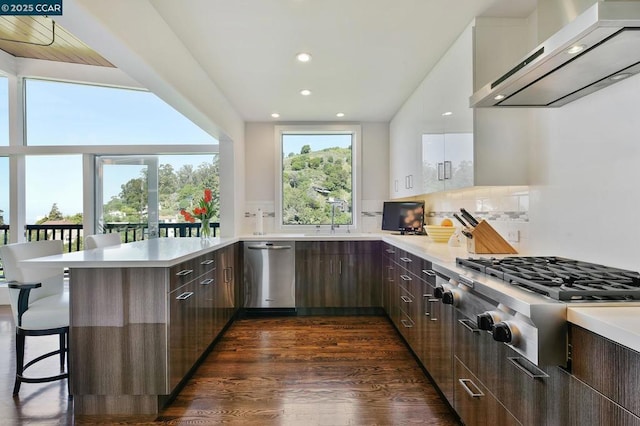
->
24, 79, 217, 146
277, 126, 360, 229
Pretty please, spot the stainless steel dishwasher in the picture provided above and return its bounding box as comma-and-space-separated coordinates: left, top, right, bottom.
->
243, 241, 295, 309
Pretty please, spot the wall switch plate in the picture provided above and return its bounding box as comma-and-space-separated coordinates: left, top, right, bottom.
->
507, 230, 520, 243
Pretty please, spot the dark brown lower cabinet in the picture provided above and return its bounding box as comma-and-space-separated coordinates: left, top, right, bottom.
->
296, 241, 381, 308
569, 325, 640, 425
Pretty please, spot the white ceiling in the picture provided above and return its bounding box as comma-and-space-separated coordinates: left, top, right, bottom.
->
147, 0, 537, 123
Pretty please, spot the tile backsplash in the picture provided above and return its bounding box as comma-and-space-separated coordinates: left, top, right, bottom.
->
406, 186, 530, 252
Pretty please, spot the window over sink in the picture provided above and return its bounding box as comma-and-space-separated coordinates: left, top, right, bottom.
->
275, 125, 361, 231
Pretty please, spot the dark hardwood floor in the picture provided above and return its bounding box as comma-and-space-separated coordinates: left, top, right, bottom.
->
1, 306, 458, 425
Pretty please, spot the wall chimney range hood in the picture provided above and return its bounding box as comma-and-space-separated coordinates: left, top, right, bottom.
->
470, 2, 640, 108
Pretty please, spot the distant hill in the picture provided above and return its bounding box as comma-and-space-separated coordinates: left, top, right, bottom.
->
282, 147, 352, 225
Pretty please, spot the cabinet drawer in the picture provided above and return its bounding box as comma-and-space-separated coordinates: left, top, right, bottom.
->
570, 324, 640, 418
454, 357, 520, 426
170, 259, 198, 291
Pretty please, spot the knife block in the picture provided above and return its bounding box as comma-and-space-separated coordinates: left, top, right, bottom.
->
466, 220, 518, 254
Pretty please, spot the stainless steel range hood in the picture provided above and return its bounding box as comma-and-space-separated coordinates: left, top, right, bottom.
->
470, 2, 640, 108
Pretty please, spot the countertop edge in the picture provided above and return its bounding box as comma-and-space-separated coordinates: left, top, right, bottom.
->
568, 307, 640, 353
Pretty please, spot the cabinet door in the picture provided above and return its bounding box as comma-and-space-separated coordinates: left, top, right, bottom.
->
336, 251, 382, 308
424, 288, 454, 405
217, 245, 236, 324
444, 133, 474, 191
195, 269, 217, 353
295, 252, 335, 308
169, 281, 198, 389
569, 373, 640, 426
422, 133, 446, 194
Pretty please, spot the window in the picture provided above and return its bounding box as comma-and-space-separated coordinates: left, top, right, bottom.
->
0, 157, 8, 243
0, 76, 8, 146
24, 79, 217, 146
25, 155, 83, 224
96, 154, 219, 239
276, 125, 360, 229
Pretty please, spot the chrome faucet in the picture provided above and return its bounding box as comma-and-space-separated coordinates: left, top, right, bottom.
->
330, 202, 337, 233
329, 198, 344, 233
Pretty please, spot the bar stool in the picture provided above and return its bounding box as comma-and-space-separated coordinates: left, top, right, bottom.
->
84, 233, 121, 249
0, 240, 69, 395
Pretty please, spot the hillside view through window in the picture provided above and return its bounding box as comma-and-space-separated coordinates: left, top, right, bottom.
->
281, 133, 353, 226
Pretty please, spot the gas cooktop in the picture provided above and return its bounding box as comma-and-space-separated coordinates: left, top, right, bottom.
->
456, 256, 640, 301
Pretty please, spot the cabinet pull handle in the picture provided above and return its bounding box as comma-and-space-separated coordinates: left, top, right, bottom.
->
422, 269, 436, 277
176, 291, 194, 300
437, 163, 444, 181
200, 259, 214, 265
508, 357, 550, 379
200, 278, 214, 285
427, 299, 439, 321
458, 319, 480, 333
176, 269, 193, 277
394, 179, 399, 192
400, 257, 412, 263
405, 175, 410, 189
458, 379, 484, 398
339, 260, 342, 275
444, 160, 452, 180
400, 319, 414, 328
224, 267, 232, 283
400, 274, 412, 281
400, 295, 412, 303
385, 248, 396, 254
409, 174, 413, 188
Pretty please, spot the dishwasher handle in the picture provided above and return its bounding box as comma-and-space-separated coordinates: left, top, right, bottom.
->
248, 245, 292, 250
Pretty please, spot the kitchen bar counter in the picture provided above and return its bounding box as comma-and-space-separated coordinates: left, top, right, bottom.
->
21, 237, 238, 268
568, 306, 640, 353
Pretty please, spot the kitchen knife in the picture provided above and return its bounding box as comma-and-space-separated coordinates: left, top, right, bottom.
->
453, 213, 473, 239
460, 208, 480, 227
453, 213, 469, 228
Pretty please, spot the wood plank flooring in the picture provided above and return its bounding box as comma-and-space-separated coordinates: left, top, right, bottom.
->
0, 306, 458, 425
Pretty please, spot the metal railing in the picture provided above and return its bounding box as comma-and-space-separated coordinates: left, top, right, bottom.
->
0, 222, 221, 278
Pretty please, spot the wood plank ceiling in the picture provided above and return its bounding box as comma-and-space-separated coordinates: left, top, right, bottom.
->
0, 16, 112, 67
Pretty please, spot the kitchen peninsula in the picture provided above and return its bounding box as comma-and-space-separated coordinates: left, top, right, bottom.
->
23, 237, 241, 415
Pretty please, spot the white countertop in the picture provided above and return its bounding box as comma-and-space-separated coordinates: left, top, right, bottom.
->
21, 237, 239, 268
568, 306, 640, 353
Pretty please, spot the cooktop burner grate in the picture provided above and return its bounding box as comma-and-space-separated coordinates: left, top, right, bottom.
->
456, 256, 640, 301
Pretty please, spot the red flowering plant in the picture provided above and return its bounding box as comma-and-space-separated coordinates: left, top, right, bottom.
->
180, 188, 215, 238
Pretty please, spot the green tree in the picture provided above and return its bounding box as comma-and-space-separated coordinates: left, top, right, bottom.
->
300, 144, 311, 154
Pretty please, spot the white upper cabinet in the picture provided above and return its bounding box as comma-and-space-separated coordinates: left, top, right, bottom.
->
389, 18, 532, 199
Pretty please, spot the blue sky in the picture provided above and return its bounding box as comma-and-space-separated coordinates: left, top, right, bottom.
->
0, 78, 217, 223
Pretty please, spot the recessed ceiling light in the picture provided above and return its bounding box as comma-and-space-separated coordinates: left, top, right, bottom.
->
610, 72, 632, 81
300, 89, 312, 96
336, 112, 345, 118
271, 113, 280, 118
296, 52, 312, 62
442, 111, 453, 116
494, 94, 506, 101
567, 44, 586, 55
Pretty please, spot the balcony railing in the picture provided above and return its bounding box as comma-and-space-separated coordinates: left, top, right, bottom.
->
0, 222, 220, 278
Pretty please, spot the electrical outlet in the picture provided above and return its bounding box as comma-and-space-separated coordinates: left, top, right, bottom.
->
507, 230, 520, 243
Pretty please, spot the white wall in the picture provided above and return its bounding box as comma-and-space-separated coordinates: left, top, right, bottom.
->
527, 73, 640, 270
244, 121, 389, 234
